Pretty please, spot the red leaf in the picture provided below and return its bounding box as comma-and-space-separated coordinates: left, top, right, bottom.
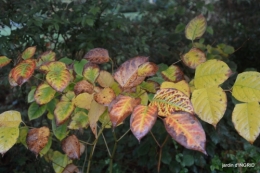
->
130, 105, 157, 142
164, 112, 207, 155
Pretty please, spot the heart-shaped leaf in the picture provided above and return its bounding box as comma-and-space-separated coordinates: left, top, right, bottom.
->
161, 65, 184, 83
191, 86, 227, 127
185, 15, 207, 41
0, 111, 22, 156
82, 63, 100, 84
34, 83, 56, 105
194, 59, 232, 89
150, 88, 194, 117
83, 48, 109, 64
28, 102, 47, 120
232, 102, 260, 143
164, 112, 207, 155
130, 105, 158, 142
0, 56, 11, 68
26, 126, 50, 157
114, 56, 148, 88
138, 62, 158, 77
182, 48, 206, 69
46, 69, 71, 92
22, 46, 36, 60
62, 135, 80, 159
109, 95, 140, 128
232, 72, 260, 102
9, 59, 36, 86
54, 101, 75, 125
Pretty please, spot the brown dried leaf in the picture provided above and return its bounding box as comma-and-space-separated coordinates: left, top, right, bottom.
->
113, 56, 148, 88
94, 87, 116, 105
62, 135, 80, 159
26, 127, 50, 157
62, 164, 80, 173
83, 48, 109, 64
74, 80, 94, 95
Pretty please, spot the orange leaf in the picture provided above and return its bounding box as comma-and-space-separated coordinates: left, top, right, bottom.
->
150, 88, 194, 117
130, 105, 157, 142
114, 56, 148, 88
94, 87, 116, 105
109, 95, 141, 128
138, 62, 158, 77
83, 48, 109, 64
26, 126, 50, 157
164, 112, 207, 155
9, 59, 36, 86
62, 135, 80, 159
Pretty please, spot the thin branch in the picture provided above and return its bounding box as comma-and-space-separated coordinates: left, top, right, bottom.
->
102, 132, 111, 157
150, 131, 160, 147
117, 128, 131, 142
172, 59, 182, 65
234, 38, 249, 53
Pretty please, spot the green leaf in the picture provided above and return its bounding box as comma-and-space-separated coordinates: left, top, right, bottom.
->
54, 101, 75, 125
28, 102, 47, 120
139, 81, 156, 93
161, 65, 184, 83
82, 63, 100, 84
223, 45, 235, 54
52, 119, 68, 141
183, 154, 194, 166
232, 102, 260, 143
0, 56, 11, 68
206, 26, 214, 35
59, 57, 73, 64
74, 59, 88, 77
86, 19, 94, 27
52, 151, 69, 173
28, 87, 36, 103
0, 111, 22, 155
18, 126, 29, 148
232, 72, 260, 102
194, 59, 231, 89
185, 15, 207, 41
34, 83, 56, 105
175, 23, 185, 33
68, 111, 89, 130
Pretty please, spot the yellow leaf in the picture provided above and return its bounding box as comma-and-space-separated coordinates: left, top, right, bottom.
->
185, 15, 207, 41
232, 102, 260, 143
160, 80, 190, 97
0, 111, 22, 155
182, 48, 206, 69
72, 93, 93, 110
161, 65, 184, 83
191, 86, 227, 127
232, 72, 260, 102
194, 59, 231, 89
97, 70, 114, 88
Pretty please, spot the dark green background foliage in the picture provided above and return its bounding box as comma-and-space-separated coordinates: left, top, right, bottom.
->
1, 0, 260, 172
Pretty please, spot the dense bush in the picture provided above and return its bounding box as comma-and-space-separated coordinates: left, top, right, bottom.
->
1, 1, 260, 173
